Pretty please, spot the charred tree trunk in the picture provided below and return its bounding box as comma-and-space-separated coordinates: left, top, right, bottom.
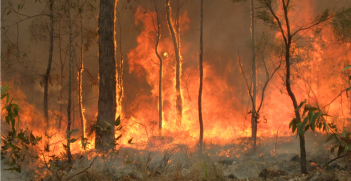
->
165, 0, 182, 125
67, 0, 72, 163
95, 0, 117, 150
154, 1, 163, 135
78, 2, 86, 139
250, 0, 257, 151
116, 2, 124, 117
44, 0, 54, 129
198, 0, 204, 153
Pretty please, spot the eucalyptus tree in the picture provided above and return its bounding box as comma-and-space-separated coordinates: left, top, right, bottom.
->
95, 0, 118, 150
256, 0, 332, 173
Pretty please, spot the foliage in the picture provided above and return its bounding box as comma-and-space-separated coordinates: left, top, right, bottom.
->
323, 65, 351, 157
1, 85, 42, 173
332, 7, 351, 42
326, 128, 351, 157
289, 100, 333, 136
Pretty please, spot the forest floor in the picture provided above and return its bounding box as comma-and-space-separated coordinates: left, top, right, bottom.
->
2, 132, 351, 180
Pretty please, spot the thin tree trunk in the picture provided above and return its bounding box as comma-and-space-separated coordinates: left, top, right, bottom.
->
165, 0, 182, 126
59, 17, 63, 130
250, 0, 257, 151
198, 0, 204, 153
176, 0, 180, 54
285, 40, 307, 173
281, 0, 307, 173
67, 0, 72, 163
44, 0, 54, 129
78, 1, 86, 139
95, 0, 117, 150
154, 1, 163, 135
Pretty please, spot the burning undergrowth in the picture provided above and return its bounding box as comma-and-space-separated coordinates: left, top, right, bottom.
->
3, 0, 351, 180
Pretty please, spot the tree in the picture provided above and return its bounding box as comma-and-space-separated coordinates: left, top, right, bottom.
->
250, 0, 257, 151
153, 0, 164, 135
43, 0, 54, 130
116, 0, 126, 118
95, 0, 118, 150
165, 0, 183, 125
77, 0, 87, 139
198, 0, 204, 153
238, 32, 282, 151
256, 0, 332, 173
66, 0, 73, 162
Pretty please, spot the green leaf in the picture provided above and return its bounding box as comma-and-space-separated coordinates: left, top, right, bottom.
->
2, 144, 10, 151
70, 138, 77, 143
304, 125, 310, 132
311, 111, 322, 130
8, 143, 20, 150
323, 121, 329, 132
326, 134, 336, 143
295, 100, 306, 112
115, 116, 121, 126
343, 65, 351, 71
289, 118, 296, 129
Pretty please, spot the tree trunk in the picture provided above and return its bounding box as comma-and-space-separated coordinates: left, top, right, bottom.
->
165, 0, 182, 126
154, 2, 163, 136
78, 1, 86, 139
250, 0, 257, 151
59, 17, 64, 130
116, 3, 124, 118
95, 0, 117, 150
198, 0, 204, 153
67, 0, 72, 163
44, 0, 54, 130
282, 1, 307, 173
285, 41, 307, 173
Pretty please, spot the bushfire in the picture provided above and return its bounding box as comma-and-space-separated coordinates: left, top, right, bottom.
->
1, 0, 351, 180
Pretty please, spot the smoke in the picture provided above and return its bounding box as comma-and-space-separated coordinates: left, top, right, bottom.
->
2, 0, 351, 148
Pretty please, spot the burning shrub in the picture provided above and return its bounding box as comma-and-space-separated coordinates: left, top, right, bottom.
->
1, 85, 42, 173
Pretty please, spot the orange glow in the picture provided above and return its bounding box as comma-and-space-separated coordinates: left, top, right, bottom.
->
2, 1, 351, 160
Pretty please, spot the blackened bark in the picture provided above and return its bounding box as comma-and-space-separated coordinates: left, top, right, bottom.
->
198, 0, 204, 153
250, 0, 257, 151
44, 0, 54, 129
154, 1, 163, 135
95, 0, 117, 150
67, 0, 72, 163
165, 0, 182, 125
116, 3, 124, 117
78, 1, 86, 139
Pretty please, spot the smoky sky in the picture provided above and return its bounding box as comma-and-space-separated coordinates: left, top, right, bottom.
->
2, 0, 349, 131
